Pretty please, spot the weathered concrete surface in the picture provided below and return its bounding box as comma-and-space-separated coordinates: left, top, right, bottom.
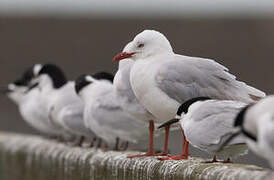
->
0, 132, 273, 180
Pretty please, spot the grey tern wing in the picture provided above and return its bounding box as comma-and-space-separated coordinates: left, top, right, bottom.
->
60, 104, 93, 137
91, 96, 147, 143
186, 100, 246, 151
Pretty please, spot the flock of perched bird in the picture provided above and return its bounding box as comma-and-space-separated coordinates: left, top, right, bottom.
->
3, 30, 274, 168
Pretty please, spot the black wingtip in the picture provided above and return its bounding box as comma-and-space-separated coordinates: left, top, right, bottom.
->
158, 118, 180, 129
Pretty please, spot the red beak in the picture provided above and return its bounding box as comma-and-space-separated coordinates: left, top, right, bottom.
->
112, 52, 136, 62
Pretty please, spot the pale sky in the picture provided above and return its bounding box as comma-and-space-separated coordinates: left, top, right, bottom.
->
0, 0, 274, 18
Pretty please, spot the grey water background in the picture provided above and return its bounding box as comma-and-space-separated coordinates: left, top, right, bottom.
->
0, 16, 273, 168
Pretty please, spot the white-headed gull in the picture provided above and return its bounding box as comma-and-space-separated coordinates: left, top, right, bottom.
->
114, 58, 155, 121
220, 96, 274, 168
2, 67, 61, 137
113, 29, 265, 158
75, 72, 148, 149
113, 58, 170, 156
159, 97, 248, 161
33, 64, 95, 145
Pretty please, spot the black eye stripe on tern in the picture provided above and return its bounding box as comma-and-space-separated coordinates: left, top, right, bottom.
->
34, 63, 95, 145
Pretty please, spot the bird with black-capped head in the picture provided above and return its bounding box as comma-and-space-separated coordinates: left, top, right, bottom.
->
2, 66, 61, 137
159, 97, 248, 162
32, 63, 95, 145
75, 72, 148, 150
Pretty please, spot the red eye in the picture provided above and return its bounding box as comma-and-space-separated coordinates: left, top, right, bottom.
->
138, 43, 144, 48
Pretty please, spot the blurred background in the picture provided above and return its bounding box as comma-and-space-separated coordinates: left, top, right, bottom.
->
0, 0, 273, 168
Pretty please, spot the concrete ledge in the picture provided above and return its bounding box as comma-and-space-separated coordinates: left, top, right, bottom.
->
0, 132, 273, 180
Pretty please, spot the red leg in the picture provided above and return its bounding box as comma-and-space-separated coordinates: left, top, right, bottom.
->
212, 155, 217, 162
123, 141, 129, 151
128, 120, 160, 158
182, 130, 189, 158
146, 120, 154, 154
96, 138, 102, 148
158, 129, 189, 160
114, 137, 120, 151
77, 136, 85, 147
204, 155, 222, 163
119, 141, 129, 151
155, 126, 170, 156
103, 143, 108, 151
223, 157, 232, 163
89, 137, 96, 148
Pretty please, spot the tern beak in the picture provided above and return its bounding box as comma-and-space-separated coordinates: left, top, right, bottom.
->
158, 118, 180, 129
112, 52, 136, 62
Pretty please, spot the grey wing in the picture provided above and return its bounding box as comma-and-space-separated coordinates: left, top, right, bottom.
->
93, 103, 129, 129
156, 55, 265, 103
48, 105, 63, 129
187, 101, 246, 151
91, 98, 147, 142
60, 105, 94, 137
